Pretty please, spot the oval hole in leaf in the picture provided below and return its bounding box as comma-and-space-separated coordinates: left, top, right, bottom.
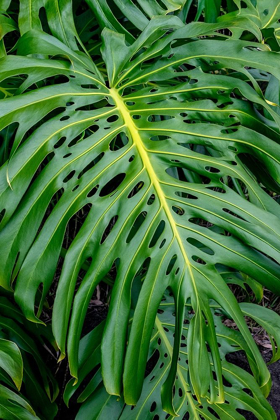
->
222, 208, 248, 222
205, 166, 220, 173
192, 255, 206, 265
187, 238, 214, 255
166, 254, 177, 275
54, 136, 67, 148
78, 152, 104, 179
172, 205, 184, 215
147, 194, 155, 205
128, 181, 144, 198
87, 184, 99, 198
101, 216, 118, 244
150, 135, 170, 142
109, 132, 129, 151
149, 220, 165, 248
100, 173, 126, 197
175, 191, 197, 199
68, 134, 84, 148
208, 407, 220, 418
160, 239, 166, 248
126, 211, 147, 243
206, 186, 226, 194
150, 402, 156, 412
107, 115, 119, 123
63, 170, 75, 183
145, 349, 159, 378
0, 209, 6, 224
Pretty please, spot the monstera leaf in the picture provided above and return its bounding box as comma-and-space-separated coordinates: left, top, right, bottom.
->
0, 8, 280, 419
65, 294, 280, 419
218, 0, 280, 50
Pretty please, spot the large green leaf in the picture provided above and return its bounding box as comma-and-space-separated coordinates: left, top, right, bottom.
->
0, 384, 40, 420
0, 14, 280, 417
18, 0, 87, 53
0, 338, 23, 389
65, 294, 278, 419
85, 0, 187, 41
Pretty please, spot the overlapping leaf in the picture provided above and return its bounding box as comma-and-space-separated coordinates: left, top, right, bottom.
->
0, 296, 58, 419
65, 294, 279, 419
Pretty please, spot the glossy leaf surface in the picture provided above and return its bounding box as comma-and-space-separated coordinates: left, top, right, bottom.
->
0, 2, 280, 419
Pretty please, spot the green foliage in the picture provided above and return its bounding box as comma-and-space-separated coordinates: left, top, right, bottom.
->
0, 0, 280, 419
0, 294, 58, 419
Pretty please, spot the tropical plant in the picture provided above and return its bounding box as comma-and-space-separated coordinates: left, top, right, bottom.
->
1, 0, 280, 419
0, 293, 58, 419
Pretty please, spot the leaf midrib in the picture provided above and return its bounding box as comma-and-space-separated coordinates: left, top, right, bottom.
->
110, 88, 197, 297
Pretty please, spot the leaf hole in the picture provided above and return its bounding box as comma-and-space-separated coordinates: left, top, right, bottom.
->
81, 84, 97, 89
128, 181, 144, 198
172, 205, 184, 215
63, 170, 76, 183
147, 194, 155, 205
159, 239, 166, 249
192, 255, 206, 265
54, 136, 67, 148
206, 186, 226, 194
126, 211, 147, 243
222, 376, 232, 387
99, 173, 126, 197
175, 191, 197, 199
150, 402, 157, 412
166, 254, 178, 275
150, 135, 170, 142
221, 128, 238, 134
109, 132, 129, 151
187, 238, 214, 255
205, 166, 220, 173
222, 208, 248, 222
78, 152, 104, 179
68, 134, 84, 148
243, 388, 253, 397
208, 407, 220, 418
149, 220, 165, 248
101, 216, 118, 244
87, 185, 99, 198
0, 209, 6, 225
